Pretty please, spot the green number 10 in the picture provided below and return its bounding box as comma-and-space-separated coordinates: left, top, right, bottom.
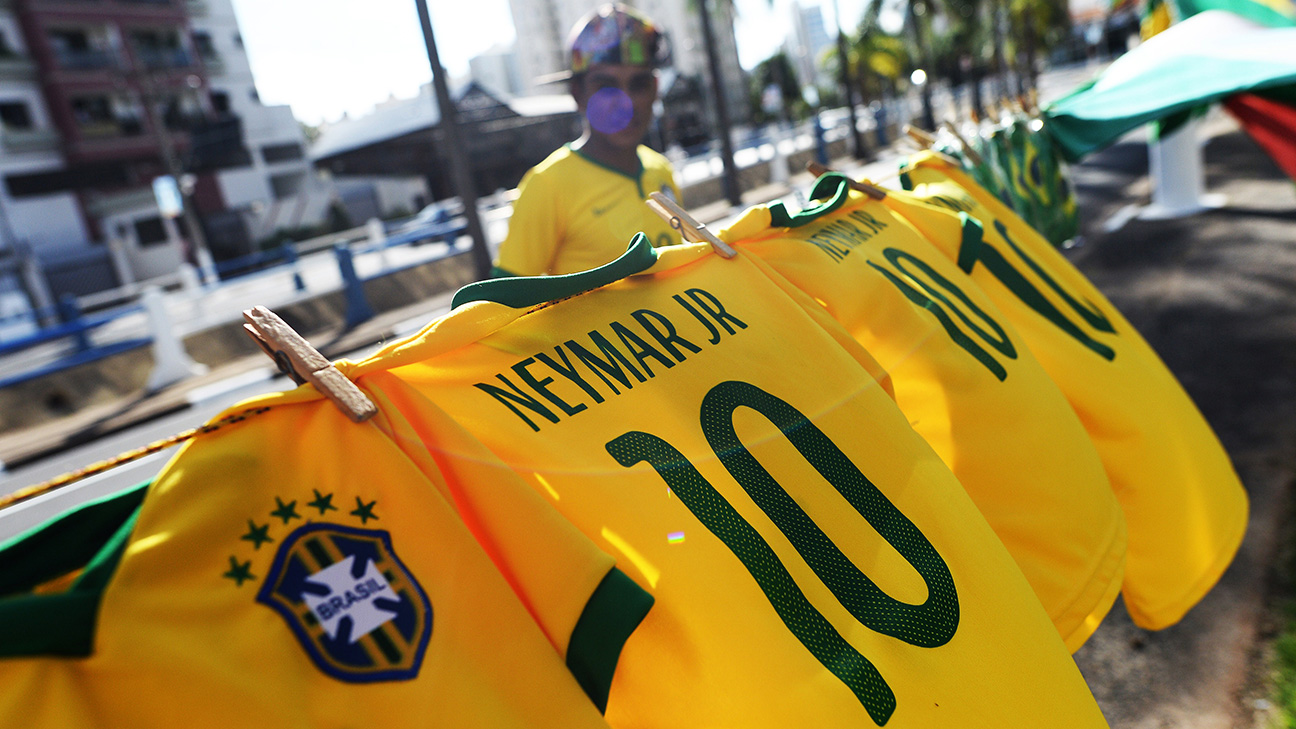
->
605, 380, 959, 726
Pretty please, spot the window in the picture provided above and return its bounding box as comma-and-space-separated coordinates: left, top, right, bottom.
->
210, 90, 231, 114
269, 172, 305, 199
191, 31, 217, 62
0, 102, 33, 131
48, 28, 117, 70
70, 94, 143, 137
130, 28, 191, 69
134, 216, 169, 247
261, 142, 304, 163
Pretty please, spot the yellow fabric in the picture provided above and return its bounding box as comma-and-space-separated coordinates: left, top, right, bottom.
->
495, 144, 683, 276
0, 389, 616, 728
715, 193, 1127, 652
356, 243, 1109, 728
894, 152, 1248, 630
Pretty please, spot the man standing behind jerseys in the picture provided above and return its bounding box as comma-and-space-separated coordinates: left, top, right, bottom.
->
492, 4, 684, 277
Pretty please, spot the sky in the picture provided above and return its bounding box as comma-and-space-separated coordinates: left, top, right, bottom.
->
227, 0, 881, 126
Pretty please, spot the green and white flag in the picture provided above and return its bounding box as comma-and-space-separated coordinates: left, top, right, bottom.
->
1043, 10, 1296, 160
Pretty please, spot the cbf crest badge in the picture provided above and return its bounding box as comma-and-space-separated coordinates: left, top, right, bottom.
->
257, 523, 432, 683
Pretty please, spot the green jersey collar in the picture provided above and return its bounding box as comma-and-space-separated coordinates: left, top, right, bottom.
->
452, 233, 659, 309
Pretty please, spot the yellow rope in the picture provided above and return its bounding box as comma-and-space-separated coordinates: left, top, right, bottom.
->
0, 406, 273, 511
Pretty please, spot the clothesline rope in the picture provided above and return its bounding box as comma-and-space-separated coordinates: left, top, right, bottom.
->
0, 406, 274, 512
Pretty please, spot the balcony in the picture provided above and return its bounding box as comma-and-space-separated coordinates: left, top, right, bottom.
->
197, 53, 223, 75
0, 55, 36, 80
134, 47, 192, 70
1, 128, 60, 153
55, 49, 121, 71
76, 116, 144, 140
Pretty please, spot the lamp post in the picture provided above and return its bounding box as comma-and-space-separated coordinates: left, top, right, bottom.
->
697, 0, 742, 207
413, 0, 492, 279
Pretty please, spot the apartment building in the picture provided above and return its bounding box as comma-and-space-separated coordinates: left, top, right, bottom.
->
0, 0, 314, 306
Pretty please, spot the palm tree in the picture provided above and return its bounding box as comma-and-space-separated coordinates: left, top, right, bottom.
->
750, 51, 805, 124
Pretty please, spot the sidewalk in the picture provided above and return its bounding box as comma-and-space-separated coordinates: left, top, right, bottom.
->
1060, 112, 1296, 728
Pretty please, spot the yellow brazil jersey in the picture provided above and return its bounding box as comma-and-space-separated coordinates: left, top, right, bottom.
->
347, 235, 1109, 729
893, 151, 1248, 630
0, 388, 649, 727
494, 143, 683, 276
713, 173, 1127, 652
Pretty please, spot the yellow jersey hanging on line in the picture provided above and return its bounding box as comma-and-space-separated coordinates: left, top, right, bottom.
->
894, 151, 1248, 630
0, 388, 645, 727
346, 234, 1109, 729
715, 174, 1126, 652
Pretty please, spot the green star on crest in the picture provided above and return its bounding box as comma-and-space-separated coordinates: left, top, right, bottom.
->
350, 497, 379, 524
307, 489, 338, 515
270, 497, 300, 524
223, 556, 255, 586
240, 519, 273, 550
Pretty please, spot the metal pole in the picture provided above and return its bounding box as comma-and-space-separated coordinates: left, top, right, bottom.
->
696, 0, 742, 207
413, 0, 492, 280
138, 75, 217, 284
831, 0, 866, 159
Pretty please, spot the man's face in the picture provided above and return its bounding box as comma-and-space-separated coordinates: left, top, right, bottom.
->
574, 64, 658, 149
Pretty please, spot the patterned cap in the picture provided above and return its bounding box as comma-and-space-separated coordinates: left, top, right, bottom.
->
568, 4, 667, 74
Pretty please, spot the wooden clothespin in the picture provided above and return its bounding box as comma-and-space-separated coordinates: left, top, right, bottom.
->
645, 192, 737, 258
899, 125, 963, 167
905, 124, 938, 148
942, 122, 985, 168
243, 306, 377, 423
805, 162, 887, 200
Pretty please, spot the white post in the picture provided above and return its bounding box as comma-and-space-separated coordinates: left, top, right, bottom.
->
105, 234, 136, 290
177, 262, 203, 295
1141, 117, 1226, 219
142, 285, 206, 392
769, 125, 790, 186
366, 217, 391, 270
18, 248, 55, 326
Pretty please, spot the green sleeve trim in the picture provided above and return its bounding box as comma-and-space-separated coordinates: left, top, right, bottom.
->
768, 172, 853, 228
566, 567, 655, 714
451, 233, 658, 310
0, 481, 148, 597
898, 164, 915, 191
489, 265, 518, 279
0, 494, 144, 657
956, 212, 985, 274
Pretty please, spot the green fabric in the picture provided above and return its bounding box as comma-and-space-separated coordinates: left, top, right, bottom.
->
768, 172, 854, 228
452, 233, 659, 310
0, 482, 148, 597
1044, 40, 1296, 161
1175, 0, 1296, 28
0, 496, 144, 657
565, 567, 654, 713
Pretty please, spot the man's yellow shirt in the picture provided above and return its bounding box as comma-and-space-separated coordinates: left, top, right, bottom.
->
893, 151, 1248, 630
715, 177, 1126, 652
494, 144, 683, 276
357, 235, 1109, 729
